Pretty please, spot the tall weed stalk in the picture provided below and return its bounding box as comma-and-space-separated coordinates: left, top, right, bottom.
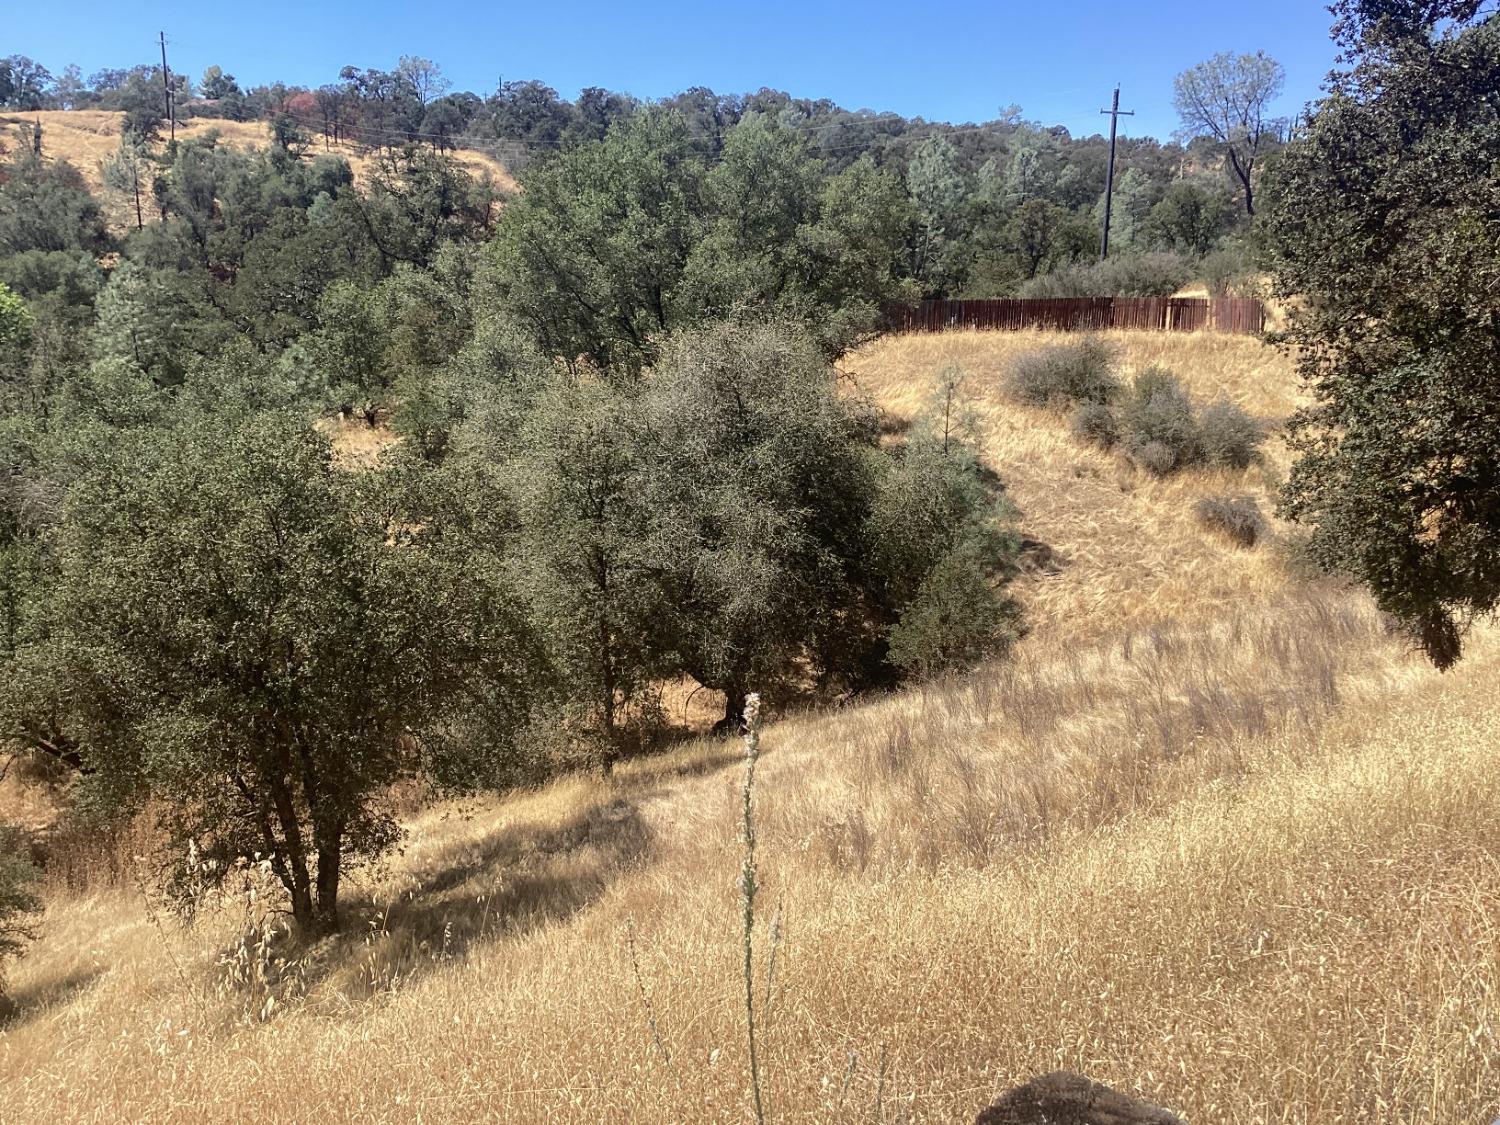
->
739, 692, 768, 1125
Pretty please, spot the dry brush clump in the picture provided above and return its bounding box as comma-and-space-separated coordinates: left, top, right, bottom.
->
1194, 494, 1266, 548
1002, 335, 1120, 408
1042, 358, 1265, 479
997, 337, 1267, 478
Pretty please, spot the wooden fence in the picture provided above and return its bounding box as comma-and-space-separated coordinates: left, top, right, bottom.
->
889, 297, 1265, 335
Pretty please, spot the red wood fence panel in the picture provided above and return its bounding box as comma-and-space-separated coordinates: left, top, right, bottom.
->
887, 297, 1265, 336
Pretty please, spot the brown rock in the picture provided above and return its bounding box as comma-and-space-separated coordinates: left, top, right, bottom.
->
974, 1071, 1184, 1125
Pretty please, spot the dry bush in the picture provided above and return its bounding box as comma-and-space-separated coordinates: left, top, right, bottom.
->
1003, 336, 1119, 408
1068, 402, 1118, 448
1194, 495, 1266, 548
1197, 399, 1265, 469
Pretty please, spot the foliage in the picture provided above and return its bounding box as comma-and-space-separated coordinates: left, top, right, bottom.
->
1055, 363, 1263, 476
490, 110, 913, 372
101, 132, 153, 232
991, 198, 1096, 283
1004, 336, 1119, 407
0, 57, 1050, 929
23, 363, 540, 935
1199, 244, 1259, 298
1117, 367, 1202, 474
1262, 0, 1500, 667
907, 134, 971, 296
0, 57, 53, 110
1146, 180, 1236, 255
872, 432, 1021, 677
885, 540, 1020, 676
1070, 401, 1119, 448
0, 282, 33, 356
506, 374, 666, 768
631, 319, 882, 724
0, 828, 40, 988
1173, 51, 1286, 215
1020, 252, 1195, 298
1197, 399, 1265, 469
0, 149, 111, 257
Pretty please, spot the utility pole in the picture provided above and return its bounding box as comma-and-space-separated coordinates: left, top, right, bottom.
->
159, 31, 175, 143
1098, 85, 1134, 261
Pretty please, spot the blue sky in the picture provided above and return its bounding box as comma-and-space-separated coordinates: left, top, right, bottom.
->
11, 0, 1340, 140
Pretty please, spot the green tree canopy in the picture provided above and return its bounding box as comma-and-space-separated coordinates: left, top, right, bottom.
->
489, 108, 913, 374
0, 149, 111, 257
631, 319, 880, 725
1263, 0, 1500, 667
1173, 51, 1285, 215
20, 363, 540, 935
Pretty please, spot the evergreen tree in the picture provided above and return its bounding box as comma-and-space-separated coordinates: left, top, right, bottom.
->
907, 134, 971, 296
23, 367, 540, 935
1263, 0, 1500, 667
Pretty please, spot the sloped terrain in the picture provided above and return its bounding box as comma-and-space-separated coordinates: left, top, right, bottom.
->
2, 110, 516, 233
4, 329, 1497, 1124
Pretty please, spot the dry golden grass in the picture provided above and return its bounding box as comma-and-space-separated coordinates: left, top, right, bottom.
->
315, 414, 404, 468
2, 110, 516, 234
6, 599, 1497, 1122
5, 329, 1499, 1123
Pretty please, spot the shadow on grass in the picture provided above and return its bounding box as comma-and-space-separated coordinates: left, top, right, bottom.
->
291, 794, 660, 1002
227, 740, 749, 1010
0, 966, 103, 1029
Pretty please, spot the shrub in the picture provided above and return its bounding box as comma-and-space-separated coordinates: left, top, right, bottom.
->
886, 541, 1022, 677
1132, 440, 1179, 476
1194, 495, 1267, 548
1198, 399, 1265, 469
1019, 252, 1196, 298
1070, 402, 1119, 448
868, 419, 1022, 681
1118, 367, 1201, 474
1199, 246, 1258, 298
1004, 336, 1119, 408
1062, 365, 1267, 478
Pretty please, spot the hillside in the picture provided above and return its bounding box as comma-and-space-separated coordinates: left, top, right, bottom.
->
1, 110, 517, 232
845, 329, 1304, 642
4, 328, 1496, 1123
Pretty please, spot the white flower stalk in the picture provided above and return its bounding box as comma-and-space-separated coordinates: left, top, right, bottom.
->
739, 691, 768, 1125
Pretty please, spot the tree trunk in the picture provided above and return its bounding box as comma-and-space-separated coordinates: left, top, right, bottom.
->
267, 774, 319, 937
1227, 147, 1255, 216
715, 684, 748, 737
314, 837, 341, 936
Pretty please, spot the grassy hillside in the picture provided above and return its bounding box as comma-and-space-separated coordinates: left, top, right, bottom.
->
4, 329, 1497, 1123
1, 110, 517, 233
845, 329, 1304, 643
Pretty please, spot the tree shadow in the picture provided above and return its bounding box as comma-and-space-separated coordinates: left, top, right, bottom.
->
613, 744, 743, 787
230, 741, 749, 1011
0, 966, 104, 1029
288, 794, 659, 1002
